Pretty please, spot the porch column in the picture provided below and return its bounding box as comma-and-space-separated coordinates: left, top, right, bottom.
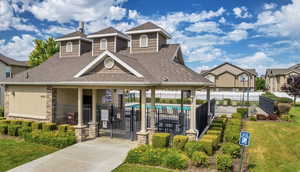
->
89, 89, 98, 138
75, 88, 86, 142
186, 89, 197, 141
148, 88, 156, 145
137, 89, 149, 144
206, 88, 211, 123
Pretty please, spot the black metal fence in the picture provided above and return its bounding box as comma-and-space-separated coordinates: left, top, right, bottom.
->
259, 96, 275, 114
196, 99, 216, 136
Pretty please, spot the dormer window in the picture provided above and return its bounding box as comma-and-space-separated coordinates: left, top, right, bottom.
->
66, 42, 72, 52
100, 39, 107, 50
239, 74, 249, 82
139, 34, 148, 48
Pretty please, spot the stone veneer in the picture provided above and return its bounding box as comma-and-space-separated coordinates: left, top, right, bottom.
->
4, 86, 9, 117
137, 131, 149, 145
46, 86, 57, 122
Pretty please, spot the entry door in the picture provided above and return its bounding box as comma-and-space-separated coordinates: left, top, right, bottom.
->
83, 95, 92, 124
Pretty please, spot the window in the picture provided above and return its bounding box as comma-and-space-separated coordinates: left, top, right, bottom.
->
205, 75, 215, 82
104, 57, 115, 69
66, 42, 72, 52
5, 72, 12, 78
139, 34, 148, 48
239, 74, 249, 82
100, 39, 107, 50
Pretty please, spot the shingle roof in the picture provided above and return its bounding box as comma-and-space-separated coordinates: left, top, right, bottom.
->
245, 69, 257, 76
126, 22, 162, 32
0, 53, 29, 67
56, 31, 87, 40
88, 27, 128, 38
3, 45, 211, 86
266, 68, 300, 76
201, 62, 257, 76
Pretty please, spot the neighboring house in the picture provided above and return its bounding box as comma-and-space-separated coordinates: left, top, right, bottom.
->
265, 64, 300, 92
0, 54, 29, 106
1, 22, 212, 142
200, 62, 257, 92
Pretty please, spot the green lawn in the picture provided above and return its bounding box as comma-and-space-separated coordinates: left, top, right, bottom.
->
0, 137, 58, 172
113, 163, 173, 172
245, 105, 300, 172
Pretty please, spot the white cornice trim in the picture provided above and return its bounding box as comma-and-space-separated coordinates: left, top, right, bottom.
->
125, 28, 171, 39
73, 50, 144, 78
87, 33, 129, 40
55, 37, 92, 42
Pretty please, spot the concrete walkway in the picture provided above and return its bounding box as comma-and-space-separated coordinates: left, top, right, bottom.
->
9, 137, 136, 172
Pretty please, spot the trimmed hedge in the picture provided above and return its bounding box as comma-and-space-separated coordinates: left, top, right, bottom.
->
0, 120, 10, 124
184, 141, 204, 158
0, 117, 5, 120
8, 125, 21, 136
18, 126, 32, 137
32, 122, 43, 130
202, 134, 219, 147
22, 121, 33, 127
172, 135, 188, 150
42, 123, 57, 131
207, 130, 222, 136
216, 153, 233, 172
191, 151, 209, 167
24, 130, 76, 148
152, 133, 170, 148
221, 143, 241, 158
232, 112, 242, 119
237, 108, 248, 117
10, 120, 22, 125
0, 124, 8, 135
161, 150, 189, 169
58, 124, 70, 133
199, 139, 214, 156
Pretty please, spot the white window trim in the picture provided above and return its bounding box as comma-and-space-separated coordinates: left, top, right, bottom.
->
139, 34, 148, 48
74, 50, 144, 78
100, 38, 108, 50
66, 41, 73, 53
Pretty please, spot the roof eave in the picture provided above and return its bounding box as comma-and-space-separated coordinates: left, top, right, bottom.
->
87, 33, 129, 40
125, 28, 171, 39
55, 37, 92, 42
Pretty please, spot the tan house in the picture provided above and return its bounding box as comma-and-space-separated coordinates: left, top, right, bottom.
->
1, 22, 213, 143
0, 54, 29, 106
265, 64, 300, 92
200, 62, 257, 91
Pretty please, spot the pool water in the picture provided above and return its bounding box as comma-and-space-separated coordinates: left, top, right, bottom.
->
126, 104, 191, 111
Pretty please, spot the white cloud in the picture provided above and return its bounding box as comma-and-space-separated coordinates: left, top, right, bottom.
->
235, 22, 255, 30
186, 47, 224, 62
109, 6, 127, 20
224, 29, 248, 42
233, 6, 252, 18
43, 25, 76, 35
235, 52, 273, 64
195, 65, 212, 73
219, 17, 226, 24
0, 34, 35, 60
264, 3, 277, 10
186, 21, 223, 33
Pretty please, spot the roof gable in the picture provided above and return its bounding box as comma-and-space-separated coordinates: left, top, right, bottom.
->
0, 53, 29, 67
203, 62, 256, 76
87, 27, 129, 40
125, 22, 171, 39
74, 50, 144, 78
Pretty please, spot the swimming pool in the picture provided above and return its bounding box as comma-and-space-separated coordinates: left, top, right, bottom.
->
126, 104, 191, 111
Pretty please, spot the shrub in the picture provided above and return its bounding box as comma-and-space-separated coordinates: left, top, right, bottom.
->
191, 151, 209, 167
277, 103, 291, 115
152, 133, 170, 148
237, 108, 248, 117
58, 124, 70, 133
232, 113, 242, 119
18, 126, 32, 137
25, 130, 76, 148
8, 125, 21, 136
125, 145, 149, 164
227, 119, 241, 126
10, 120, 23, 125
210, 122, 223, 129
221, 143, 241, 158
162, 150, 189, 169
0, 124, 8, 135
207, 130, 222, 136
67, 125, 75, 131
256, 114, 267, 120
172, 135, 188, 150
209, 126, 223, 131
199, 139, 214, 156
202, 134, 219, 147
140, 147, 167, 166
0, 107, 3, 117
224, 126, 240, 144
42, 123, 57, 131
224, 99, 232, 106
0, 117, 5, 120
32, 122, 43, 130
22, 121, 33, 127
280, 115, 289, 121
220, 114, 227, 118
216, 153, 233, 172
184, 141, 204, 157
249, 116, 257, 121
0, 120, 10, 124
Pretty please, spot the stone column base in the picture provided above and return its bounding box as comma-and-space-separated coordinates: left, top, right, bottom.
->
75, 125, 87, 142
88, 122, 99, 138
186, 129, 197, 141
137, 131, 149, 145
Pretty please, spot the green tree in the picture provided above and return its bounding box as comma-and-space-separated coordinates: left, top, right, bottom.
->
255, 77, 266, 91
29, 37, 59, 67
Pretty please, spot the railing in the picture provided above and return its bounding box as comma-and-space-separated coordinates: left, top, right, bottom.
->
259, 96, 275, 114
196, 99, 216, 137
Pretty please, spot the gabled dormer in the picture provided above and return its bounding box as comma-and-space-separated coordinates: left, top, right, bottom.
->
55, 23, 92, 57
87, 27, 129, 56
125, 22, 171, 54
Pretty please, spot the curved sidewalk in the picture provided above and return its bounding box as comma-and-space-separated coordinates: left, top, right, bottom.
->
9, 137, 136, 172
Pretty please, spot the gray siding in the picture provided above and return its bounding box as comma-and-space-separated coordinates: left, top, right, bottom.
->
60, 40, 80, 57
116, 37, 128, 52
131, 32, 157, 53
92, 37, 115, 56
158, 33, 166, 50
80, 40, 91, 55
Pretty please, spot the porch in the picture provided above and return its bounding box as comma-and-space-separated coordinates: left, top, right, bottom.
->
52, 86, 215, 144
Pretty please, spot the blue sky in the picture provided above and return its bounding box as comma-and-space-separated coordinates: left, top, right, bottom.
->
0, 0, 300, 75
